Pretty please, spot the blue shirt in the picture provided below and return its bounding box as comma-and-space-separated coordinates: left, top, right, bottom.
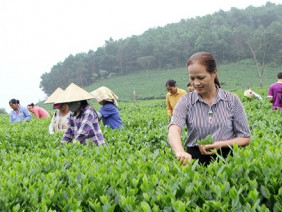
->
98, 103, 123, 129
10, 105, 32, 122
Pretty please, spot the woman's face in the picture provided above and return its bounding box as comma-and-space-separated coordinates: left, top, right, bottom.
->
27, 106, 33, 112
59, 104, 68, 112
188, 62, 217, 97
9, 103, 18, 111
187, 85, 194, 92
166, 85, 178, 95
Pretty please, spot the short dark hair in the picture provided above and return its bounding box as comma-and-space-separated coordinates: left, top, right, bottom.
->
165, 79, 176, 87
28, 103, 35, 107
9, 99, 20, 105
187, 82, 191, 87
277, 72, 282, 79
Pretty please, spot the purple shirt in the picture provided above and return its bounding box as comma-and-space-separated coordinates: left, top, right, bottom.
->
62, 105, 105, 145
268, 82, 282, 110
169, 89, 251, 147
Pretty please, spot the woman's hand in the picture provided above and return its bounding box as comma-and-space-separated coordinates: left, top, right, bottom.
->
199, 143, 220, 155
199, 137, 251, 155
175, 151, 192, 167
168, 125, 192, 167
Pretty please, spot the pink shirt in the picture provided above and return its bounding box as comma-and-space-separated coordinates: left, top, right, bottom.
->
31, 106, 50, 118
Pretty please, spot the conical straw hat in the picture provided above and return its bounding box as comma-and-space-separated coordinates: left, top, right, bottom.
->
54, 83, 94, 104
44, 87, 64, 104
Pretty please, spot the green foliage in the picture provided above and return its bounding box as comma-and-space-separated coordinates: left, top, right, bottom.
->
196, 135, 214, 145
0, 89, 281, 210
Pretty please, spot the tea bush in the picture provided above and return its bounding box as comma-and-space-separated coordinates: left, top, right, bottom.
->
0, 93, 281, 211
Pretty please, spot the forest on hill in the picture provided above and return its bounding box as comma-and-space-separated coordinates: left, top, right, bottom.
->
40, 2, 282, 95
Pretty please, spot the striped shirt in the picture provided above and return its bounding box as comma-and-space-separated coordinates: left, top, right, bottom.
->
169, 88, 251, 147
62, 105, 106, 146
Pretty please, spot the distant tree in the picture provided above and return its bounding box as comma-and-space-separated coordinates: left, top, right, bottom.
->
242, 22, 282, 87
101, 38, 120, 75
244, 25, 268, 87
266, 22, 282, 64
98, 69, 109, 79
137, 56, 155, 72
0, 108, 7, 114
123, 36, 141, 73
40, 72, 53, 95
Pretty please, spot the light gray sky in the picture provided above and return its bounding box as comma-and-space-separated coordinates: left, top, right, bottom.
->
1, 0, 281, 113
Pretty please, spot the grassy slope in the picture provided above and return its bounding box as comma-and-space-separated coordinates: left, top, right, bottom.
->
85, 59, 279, 101
38, 59, 280, 109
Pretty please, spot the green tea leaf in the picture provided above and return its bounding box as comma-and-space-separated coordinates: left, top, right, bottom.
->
196, 135, 214, 145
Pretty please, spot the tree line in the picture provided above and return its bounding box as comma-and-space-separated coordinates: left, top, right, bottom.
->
40, 2, 282, 95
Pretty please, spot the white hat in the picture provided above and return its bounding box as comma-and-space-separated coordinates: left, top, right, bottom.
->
44, 87, 64, 104
54, 83, 94, 104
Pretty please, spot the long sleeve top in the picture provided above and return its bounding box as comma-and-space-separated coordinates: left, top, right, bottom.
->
10, 106, 32, 122
98, 103, 123, 129
62, 105, 105, 145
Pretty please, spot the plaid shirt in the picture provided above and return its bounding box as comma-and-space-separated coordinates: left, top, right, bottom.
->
62, 105, 105, 145
169, 88, 251, 147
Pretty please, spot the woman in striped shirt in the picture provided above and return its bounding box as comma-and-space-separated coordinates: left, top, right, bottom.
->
168, 52, 251, 166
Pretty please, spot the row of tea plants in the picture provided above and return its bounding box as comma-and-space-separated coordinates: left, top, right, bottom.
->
0, 90, 281, 211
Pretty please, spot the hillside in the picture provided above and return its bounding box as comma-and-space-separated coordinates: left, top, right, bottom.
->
38, 59, 280, 110
85, 59, 279, 101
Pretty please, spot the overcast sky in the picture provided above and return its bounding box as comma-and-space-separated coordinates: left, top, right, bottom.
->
1, 0, 281, 112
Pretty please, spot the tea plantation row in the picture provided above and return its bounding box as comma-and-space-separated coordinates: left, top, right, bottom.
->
0, 90, 281, 211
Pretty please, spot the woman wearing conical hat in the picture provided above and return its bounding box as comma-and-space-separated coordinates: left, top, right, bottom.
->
55, 83, 105, 145
48, 103, 71, 134
44, 88, 71, 134
91, 86, 123, 129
